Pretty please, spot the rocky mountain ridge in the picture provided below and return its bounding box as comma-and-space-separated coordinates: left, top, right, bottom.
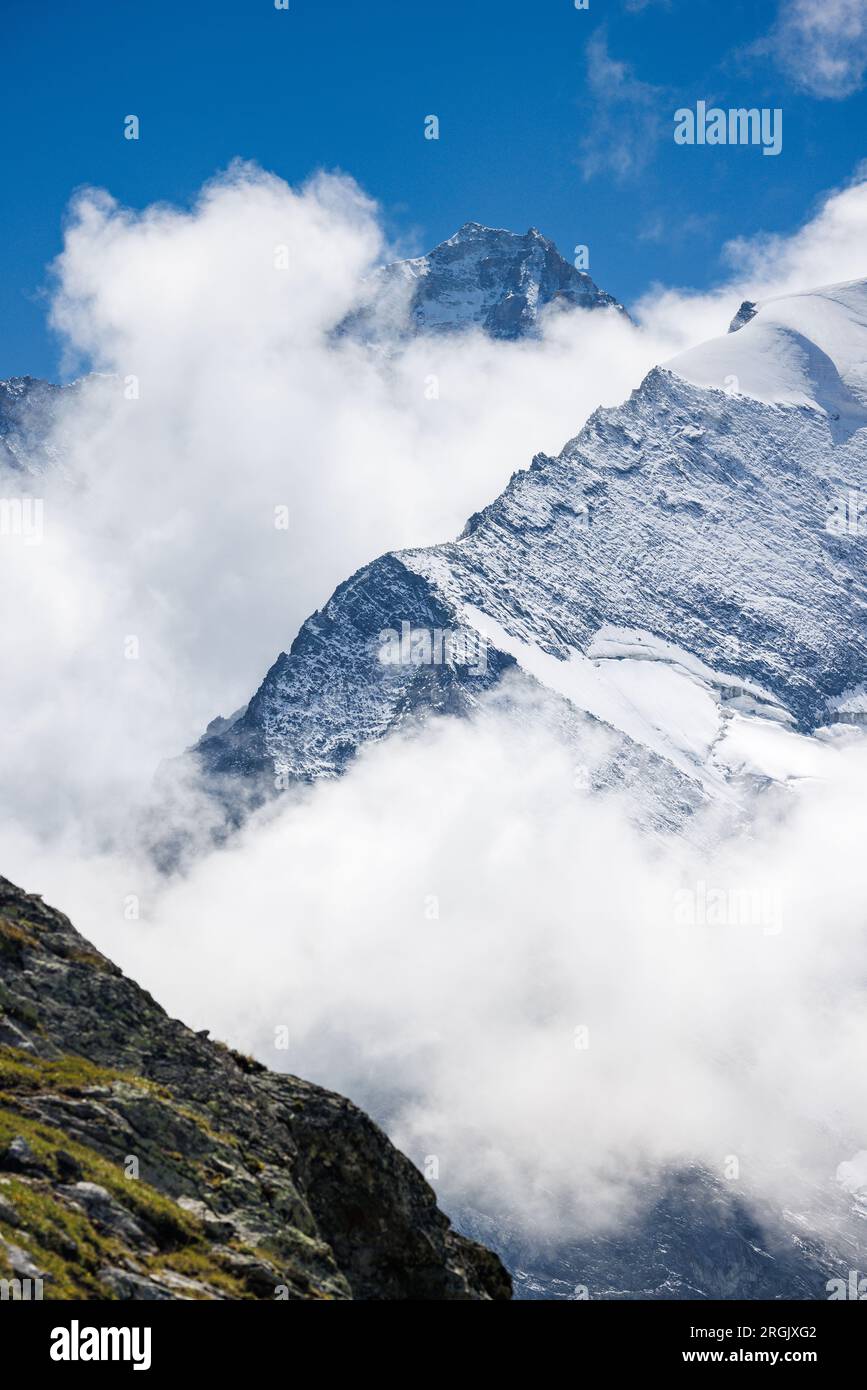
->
343, 221, 625, 341
187, 280, 867, 857
0, 876, 510, 1301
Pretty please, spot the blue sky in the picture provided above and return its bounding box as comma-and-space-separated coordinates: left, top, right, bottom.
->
3, 0, 867, 378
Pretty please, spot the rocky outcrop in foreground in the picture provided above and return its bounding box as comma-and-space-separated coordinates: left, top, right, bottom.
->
0, 877, 510, 1300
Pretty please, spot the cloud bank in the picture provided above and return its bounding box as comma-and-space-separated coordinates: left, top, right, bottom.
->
22, 689, 865, 1252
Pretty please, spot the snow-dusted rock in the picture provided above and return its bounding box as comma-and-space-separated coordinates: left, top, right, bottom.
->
190, 278, 867, 844
342, 222, 626, 342
0, 375, 82, 476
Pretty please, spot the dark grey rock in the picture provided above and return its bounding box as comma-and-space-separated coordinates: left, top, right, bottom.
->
0, 876, 510, 1302
343, 223, 627, 344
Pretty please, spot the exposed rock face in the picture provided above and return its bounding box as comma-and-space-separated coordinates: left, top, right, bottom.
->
343, 222, 626, 342
1, 223, 623, 485
0, 376, 81, 476
728, 300, 758, 333
175, 546, 705, 868
0, 877, 510, 1301
458, 1163, 866, 1301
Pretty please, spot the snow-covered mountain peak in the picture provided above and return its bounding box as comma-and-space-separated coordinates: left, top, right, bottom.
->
669, 278, 867, 426
181, 265, 867, 865
444, 221, 550, 249
345, 222, 626, 342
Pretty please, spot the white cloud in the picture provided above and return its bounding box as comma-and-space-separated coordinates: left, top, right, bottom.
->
3, 159, 867, 866
578, 34, 668, 182
4, 158, 867, 874
0, 163, 669, 848
22, 688, 867, 1251
636, 167, 867, 346
763, 0, 867, 99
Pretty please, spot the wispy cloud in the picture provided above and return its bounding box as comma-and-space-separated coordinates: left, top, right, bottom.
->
637, 209, 718, 245
759, 0, 867, 99
579, 33, 668, 181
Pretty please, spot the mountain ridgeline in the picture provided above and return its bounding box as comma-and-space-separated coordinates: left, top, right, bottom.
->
186, 279, 867, 856
341, 221, 626, 342
0, 223, 625, 480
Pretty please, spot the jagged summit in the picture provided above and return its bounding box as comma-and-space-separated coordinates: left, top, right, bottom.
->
3, 221, 625, 478
345, 221, 626, 342
445, 221, 553, 247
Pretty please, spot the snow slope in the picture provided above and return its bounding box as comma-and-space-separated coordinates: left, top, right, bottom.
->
670, 279, 867, 436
